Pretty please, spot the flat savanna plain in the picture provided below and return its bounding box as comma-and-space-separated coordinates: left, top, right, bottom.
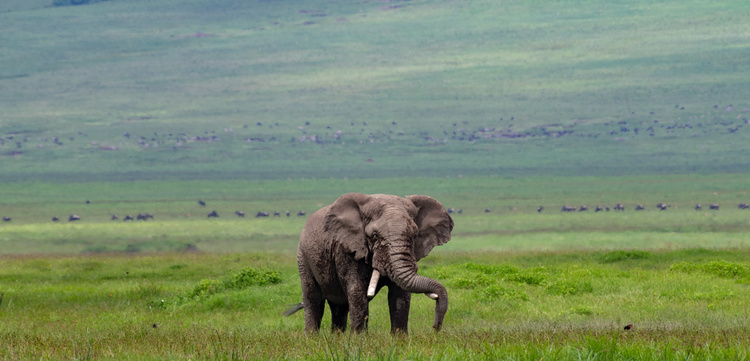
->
2, 175, 750, 360
3, 0, 750, 359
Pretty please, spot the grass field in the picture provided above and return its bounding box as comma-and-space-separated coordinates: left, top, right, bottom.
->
2, 249, 750, 360
3, 0, 750, 359
2, 0, 750, 180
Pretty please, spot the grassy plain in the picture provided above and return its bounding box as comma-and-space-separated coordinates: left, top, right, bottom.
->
3, 0, 750, 359
2, 249, 750, 360
2, 0, 750, 180
1, 175, 750, 358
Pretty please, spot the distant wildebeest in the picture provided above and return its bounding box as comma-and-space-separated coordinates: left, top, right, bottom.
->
235, 210, 245, 217
537, 206, 544, 213
457, 209, 463, 214
2, 216, 10, 222
124, 214, 134, 221
69, 214, 81, 222
137, 213, 154, 221
561, 205, 575, 212
256, 211, 270, 218
739, 203, 749, 209
578, 205, 588, 212
614, 203, 625, 211
657, 203, 668, 211
274, 211, 281, 217
709, 204, 720, 210
695, 204, 702, 210
207, 210, 219, 218
198, 200, 206, 207
447, 208, 455, 214
286, 210, 291, 217
635, 205, 644, 211
52, 216, 59, 222
297, 210, 306, 216
595, 206, 603, 212
111, 214, 119, 221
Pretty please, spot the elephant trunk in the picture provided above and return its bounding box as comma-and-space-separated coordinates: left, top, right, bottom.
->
385, 250, 448, 332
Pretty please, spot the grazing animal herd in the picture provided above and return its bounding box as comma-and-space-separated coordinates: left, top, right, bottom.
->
1, 200, 749, 224
556, 202, 750, 213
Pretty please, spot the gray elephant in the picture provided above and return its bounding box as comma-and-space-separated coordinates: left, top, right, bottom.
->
294, 193, 453, 334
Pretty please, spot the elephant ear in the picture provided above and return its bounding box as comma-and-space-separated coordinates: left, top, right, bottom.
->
324, 193, 372, 261
407, 195, 454, 260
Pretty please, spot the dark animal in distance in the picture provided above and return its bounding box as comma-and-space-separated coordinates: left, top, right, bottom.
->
537, 206, 544, 212
198, 200, 206, 207
614, 203, 625, 211
256, 211, 270, 217
52, 216, 59, 222
635, 205, 644, 211
2, 216, 10, 222
124, 215, 135, 221
739, 203, 749, 209
69, 214, 81, 222
137, 213, 154, 221
235, 210, 245, 217
710, 204, 720, 210
207, 210, 219, 218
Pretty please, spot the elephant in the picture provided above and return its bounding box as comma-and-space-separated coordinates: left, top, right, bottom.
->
294, 193, 453, 334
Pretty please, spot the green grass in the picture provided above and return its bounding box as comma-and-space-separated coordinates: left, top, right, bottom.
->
2, 250, 750, 360
2, 174, 750, 255
2, 0, 750, 181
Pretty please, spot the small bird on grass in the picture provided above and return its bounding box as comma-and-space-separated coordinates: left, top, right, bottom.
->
623, 324, 633, 330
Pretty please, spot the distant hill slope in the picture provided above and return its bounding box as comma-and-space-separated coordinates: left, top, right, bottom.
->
1, 0, 749, 181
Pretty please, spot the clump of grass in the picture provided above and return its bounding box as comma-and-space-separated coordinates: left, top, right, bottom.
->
187, 267, 281, 299
599, 250, 651, 263
545, 280, 594, 296
670, 260, 750, 279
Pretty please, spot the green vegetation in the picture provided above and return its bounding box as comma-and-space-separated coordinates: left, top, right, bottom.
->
2, 0, 750, 181
3, 0, 750, 358
2, 250, 750, 360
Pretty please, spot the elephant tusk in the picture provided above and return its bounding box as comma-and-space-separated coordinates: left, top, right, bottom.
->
426, 293, 439, 300
367, 269, 380, 298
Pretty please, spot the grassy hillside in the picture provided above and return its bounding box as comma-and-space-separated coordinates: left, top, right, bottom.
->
2, 0, 749, 181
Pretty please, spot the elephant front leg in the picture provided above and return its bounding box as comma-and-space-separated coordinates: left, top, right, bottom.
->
346, 288, 370, 333
388, 286, 411, 334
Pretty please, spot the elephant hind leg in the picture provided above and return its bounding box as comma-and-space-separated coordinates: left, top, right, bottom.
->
299, 263, 325, 332
329, 302, 349, 332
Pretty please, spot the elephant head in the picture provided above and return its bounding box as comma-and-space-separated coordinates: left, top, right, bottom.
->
322, 193, 453, 331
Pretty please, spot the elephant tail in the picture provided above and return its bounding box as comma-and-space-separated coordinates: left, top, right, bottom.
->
283, 302, 304, 316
